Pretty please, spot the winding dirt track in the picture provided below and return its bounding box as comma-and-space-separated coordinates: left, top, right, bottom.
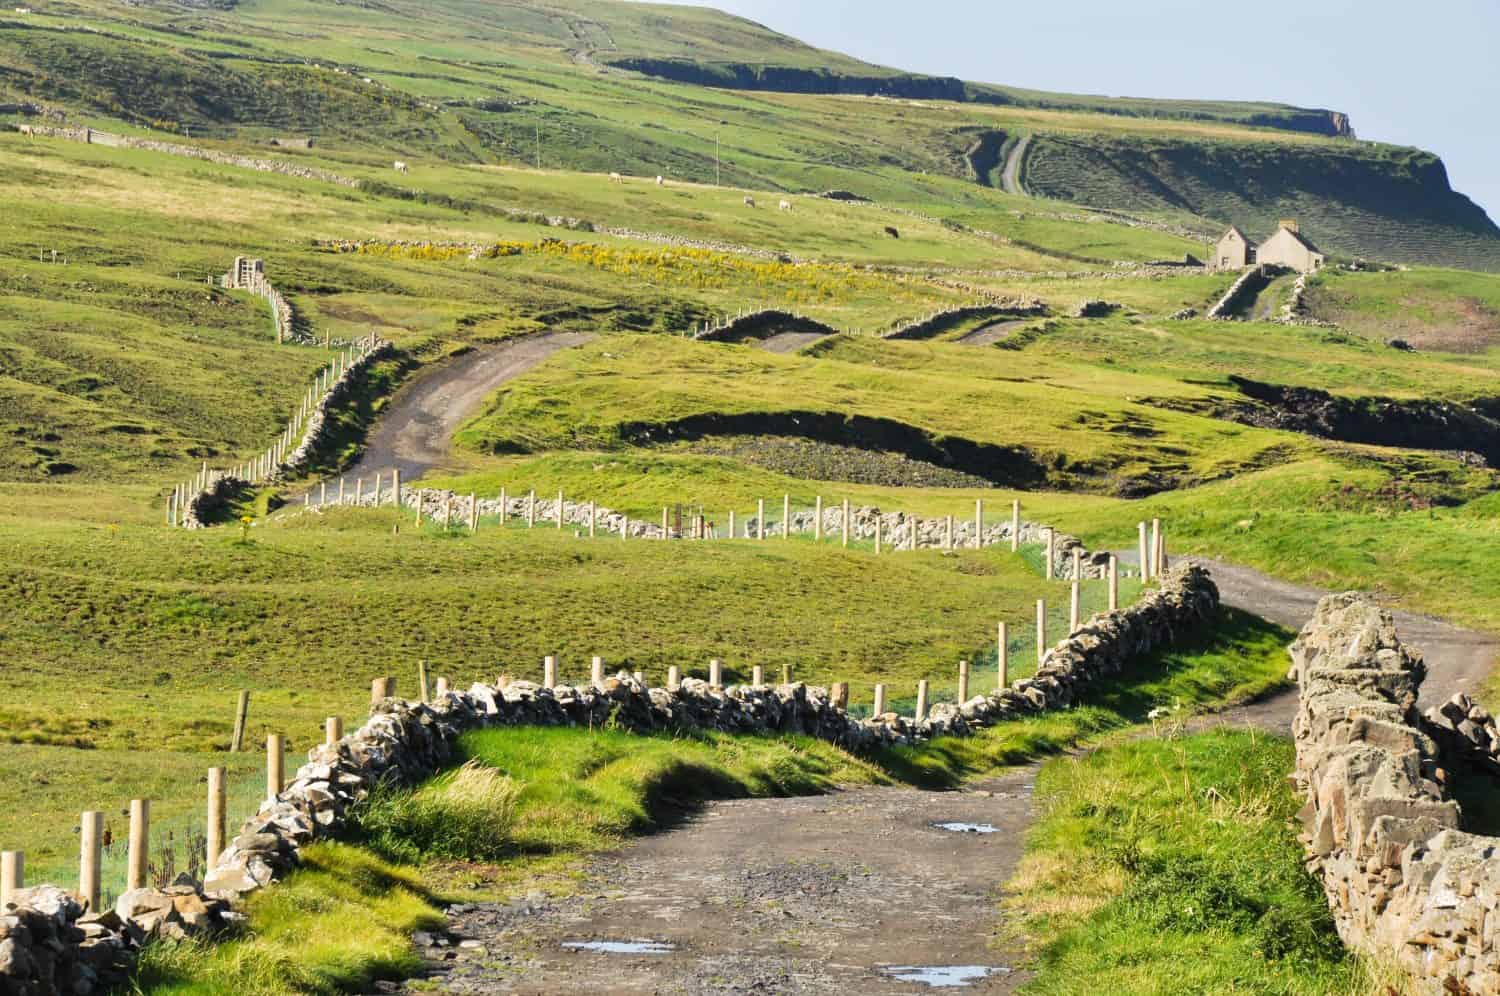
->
349, 349, 1495, 992
954, 320, 1029, 347
1000, 135, 1030, 197
407, 771, 1036, 995
758, 331, 833, 354
344, 332, 593, 482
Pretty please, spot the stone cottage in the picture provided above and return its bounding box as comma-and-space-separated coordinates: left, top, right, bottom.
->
1211, 225, 1256, 272
1256, 220, 1325, 273
1210, 220, 1325, 274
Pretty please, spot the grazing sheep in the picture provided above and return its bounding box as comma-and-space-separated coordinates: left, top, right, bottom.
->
18, 124, 33, 140
609, 172, 624, 183
393, 161, 409, 174
655, 175, 664, 186
778, 199, 792, 212
743, 196, 756, 208
884, 225, 900, 239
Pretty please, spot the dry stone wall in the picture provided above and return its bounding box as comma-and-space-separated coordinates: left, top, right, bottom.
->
1, 564, 1216, 994
881, 303, 1047, 341
1291, 592, 1500, 994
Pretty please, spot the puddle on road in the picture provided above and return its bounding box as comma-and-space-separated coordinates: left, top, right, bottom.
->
932, 821, 999, 834
883, 965, 1008, 987
561, 940, 675, 955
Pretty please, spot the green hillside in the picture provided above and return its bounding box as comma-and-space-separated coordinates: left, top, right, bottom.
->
2, 0, 1495, 268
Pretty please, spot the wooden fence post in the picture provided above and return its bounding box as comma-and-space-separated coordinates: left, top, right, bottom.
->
528, 490, 536, 528
418, 660, 431, 703
80, 811, 102, 911
728, 509, 735, 539
392, 468, 402, 508
592, 656, 605, 689
1045, 527, 1055, 580
127, 799, 149, 892
874, 516, 882, 555
588, 501, 596, 538
1, 851, 21, 909
974, 499, 983, 549
997, 621, 1009, 689
831, 682, 849, 709
1070, 581, 1081, 633
709, 658, 723, 689
543, 655, 557, 689
842, 498, 850, 548
1072, 548, 1082, 581
499, 486, 507, 523
872, 683, 887, 717
1036, 599, 1047, 664
915, 680, 929, 722
470, 494, 479, 532
435, 677, 449, 697
814, 496, 823, 541
661, 506, 668, 539
783, 494, 791, 539
667, 666, 681, 691
1138, 521, 1149, 580
781, 663, 792, 685
752, 665, 764, 686
756, 499, 765, 540
325, 716, 342, 746
230, 690, 249, 752
944, 515, 953, 551
1109, 556, 1119, 611
206, 769, 225, 873
557, 490, 565, 530
958, 660, 970, 703
266, 734, 284, 802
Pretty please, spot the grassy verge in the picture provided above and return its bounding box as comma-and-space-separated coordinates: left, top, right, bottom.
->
1009, 730, 1392, 994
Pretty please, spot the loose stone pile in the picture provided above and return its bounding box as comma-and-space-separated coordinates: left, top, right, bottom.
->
2, 565, 1216, 994
0, 882, 238, 995
1290, 593, 1500, 994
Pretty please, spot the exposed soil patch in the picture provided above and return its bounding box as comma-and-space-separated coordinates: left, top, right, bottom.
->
680, 435, 996, 489
405, 771, 1037, 995
621, 411, 1052, 489
1191, 377, 1500, 468
1307, 290, 1500, 353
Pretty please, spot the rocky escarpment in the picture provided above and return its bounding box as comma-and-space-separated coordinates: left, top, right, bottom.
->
1290, 593, 1500, 994
1219, 377, 1500, 468
606, 58, 969, 101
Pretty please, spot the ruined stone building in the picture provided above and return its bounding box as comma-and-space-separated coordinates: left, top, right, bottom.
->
1210, 220, 1325, 274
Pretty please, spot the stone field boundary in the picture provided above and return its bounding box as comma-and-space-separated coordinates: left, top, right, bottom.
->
0, 564, 1219, 995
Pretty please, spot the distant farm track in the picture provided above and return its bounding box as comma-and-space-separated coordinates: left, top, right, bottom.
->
346, 332, 593, 481
1001, 134, 1030, 197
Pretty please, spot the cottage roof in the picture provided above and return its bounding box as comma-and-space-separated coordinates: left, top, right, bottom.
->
1271, 224, 1324, 256
1219, 225, 1254, 246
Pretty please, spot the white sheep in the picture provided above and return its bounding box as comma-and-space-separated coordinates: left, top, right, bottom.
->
743, 196, 756, 208
393, 161, 409, 174
778, 199, 793, 212
609, 172, 624, 184
655, 175, 664, 186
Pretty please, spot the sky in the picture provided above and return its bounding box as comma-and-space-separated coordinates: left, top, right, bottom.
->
655, 0, 1499, 219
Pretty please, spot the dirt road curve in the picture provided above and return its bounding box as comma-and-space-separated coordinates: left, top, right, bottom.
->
954, 321, 1029, 347
1194, 557, 1497, 711
346, 333, 592, 481
406, 771, 1035, 995
1000, 135, 1030, 198
758, 331, 831, 354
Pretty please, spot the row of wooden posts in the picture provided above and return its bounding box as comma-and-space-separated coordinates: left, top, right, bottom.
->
165, 337, 381, 527
6, 517, 1169, 913
318, 484, 1171, 580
